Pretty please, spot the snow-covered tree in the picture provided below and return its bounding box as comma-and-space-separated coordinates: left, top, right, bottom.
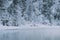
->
0, 0, 60, 26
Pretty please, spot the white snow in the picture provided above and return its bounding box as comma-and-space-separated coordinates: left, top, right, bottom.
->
0, 23, 60, 40
0, 23, 60, 30
0, 24, 60, 40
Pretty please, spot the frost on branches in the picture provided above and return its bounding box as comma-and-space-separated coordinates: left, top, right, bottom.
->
0, 0, 60, 26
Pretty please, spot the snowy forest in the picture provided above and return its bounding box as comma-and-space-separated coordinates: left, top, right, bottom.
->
0, 0, 60, 40
0, 0, 60, 26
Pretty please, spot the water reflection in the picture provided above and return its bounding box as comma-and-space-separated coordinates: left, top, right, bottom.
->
0, 29, 60, 40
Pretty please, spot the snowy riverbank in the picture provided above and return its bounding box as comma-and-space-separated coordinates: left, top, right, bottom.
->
0, 25, 60, 40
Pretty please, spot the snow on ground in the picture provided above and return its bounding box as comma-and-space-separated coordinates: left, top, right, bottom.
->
0, 22, 60, 30
0, 23, 60, 40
